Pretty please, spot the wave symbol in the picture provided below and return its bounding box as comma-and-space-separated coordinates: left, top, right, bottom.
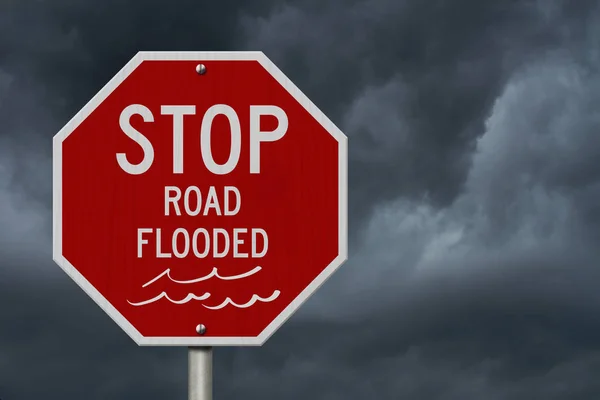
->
127, 290, 280, 308
127, 292, 210, 306
142, 266, 262, 287
127, 266, 280, 310
203, 290, 280, 310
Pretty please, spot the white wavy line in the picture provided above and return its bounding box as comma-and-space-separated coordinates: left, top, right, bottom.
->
141, 266, 262, 288
127, 292, 211, 306
203, 290, 281, 310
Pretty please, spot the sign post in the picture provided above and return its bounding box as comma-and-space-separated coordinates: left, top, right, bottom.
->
53, 52, 347, 398
189, 347, 212, 400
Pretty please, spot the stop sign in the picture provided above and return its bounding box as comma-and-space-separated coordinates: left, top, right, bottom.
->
53, 52, 347, 346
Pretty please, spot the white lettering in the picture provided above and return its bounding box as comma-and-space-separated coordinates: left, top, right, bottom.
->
184, 186, 202, 216
200, 104, 241, 175
249, 105, 288, 174
137, 228, 152, 257
155, 228, 172, 258
203, 186, 222, 216
117, 104, 155, 175
233, 228, 248, 258
163, 185, 241, 216
213, 228, 230, 258
224, 186, 241, 216
118, 104, 286, 175
172, 228, 190, 258
160, 105, 196, 174
165, 186, 182, 216
136, 227, 268, 259
252, 228, 268, 258
192, 228, 210, 258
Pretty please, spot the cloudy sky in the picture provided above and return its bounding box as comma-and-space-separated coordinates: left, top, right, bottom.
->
2, 0, 600, 398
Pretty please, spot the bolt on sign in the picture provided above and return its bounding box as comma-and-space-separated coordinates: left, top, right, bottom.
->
53, 51, 348, 346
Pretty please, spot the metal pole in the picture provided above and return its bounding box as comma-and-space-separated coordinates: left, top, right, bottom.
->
188, 347, 213, 400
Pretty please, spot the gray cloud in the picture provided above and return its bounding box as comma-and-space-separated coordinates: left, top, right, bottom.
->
241, 0, 556, 226
0, 72, 51, 273
0, 277, 186, 399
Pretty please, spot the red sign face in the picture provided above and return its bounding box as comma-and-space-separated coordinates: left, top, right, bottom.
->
53, 52, 347, 346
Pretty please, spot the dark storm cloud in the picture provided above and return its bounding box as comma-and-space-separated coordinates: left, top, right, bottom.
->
242, 0, 593, 226
237, 1, 600, 399
0, 277, 186, 400
218, 252, 600, 400
0, 0, 274, 113
2, 0, 600, 399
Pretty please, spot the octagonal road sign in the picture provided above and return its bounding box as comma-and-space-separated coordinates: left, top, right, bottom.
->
53, 51, 347, 346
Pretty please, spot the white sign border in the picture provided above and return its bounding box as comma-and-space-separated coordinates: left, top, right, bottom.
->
53, 51, 348, 346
